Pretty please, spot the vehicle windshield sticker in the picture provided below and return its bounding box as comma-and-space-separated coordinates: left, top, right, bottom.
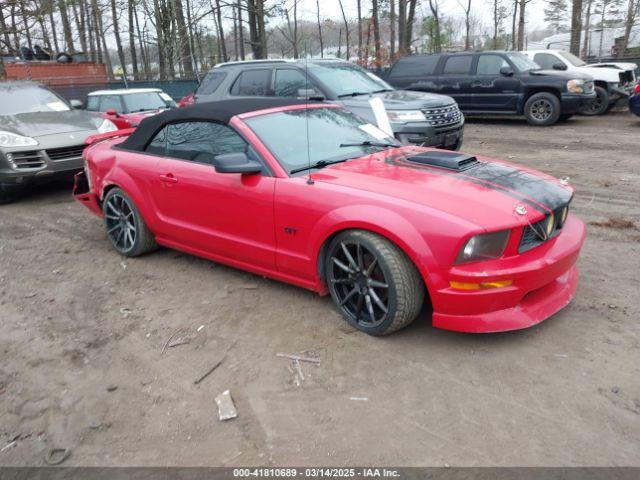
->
359, 123, 392, 140
47, 101, 69, 111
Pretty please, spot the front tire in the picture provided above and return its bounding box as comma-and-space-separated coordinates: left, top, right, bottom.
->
325, 230, 425, 336
524, 92, 561, 126
0, 184, 23, 205
579, 86, 609, 116
103, 188, 157, 257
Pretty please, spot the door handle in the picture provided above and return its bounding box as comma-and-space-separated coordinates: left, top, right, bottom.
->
159, 173, 178, 183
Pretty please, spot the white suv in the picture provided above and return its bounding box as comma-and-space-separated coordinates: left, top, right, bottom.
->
521, 50, 637, 115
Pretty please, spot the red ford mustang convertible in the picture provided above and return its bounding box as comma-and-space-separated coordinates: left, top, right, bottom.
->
74, 98, 585, 335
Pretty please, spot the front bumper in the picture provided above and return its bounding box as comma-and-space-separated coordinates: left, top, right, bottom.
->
73, 171, 102, 216
431, 215, 586, 333
560, 92, 597, 114
394, 121, 464, 149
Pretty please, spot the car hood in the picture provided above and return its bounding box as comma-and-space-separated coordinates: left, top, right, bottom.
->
587, 61, 637, 72
0, 110, 99, 138
529, 69, 593, 81
311, 147, 573, 230
339, 90, 457, 110
575, 65, 625, 82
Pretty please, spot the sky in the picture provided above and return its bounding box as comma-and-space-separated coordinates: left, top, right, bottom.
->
289, 0, 548, 33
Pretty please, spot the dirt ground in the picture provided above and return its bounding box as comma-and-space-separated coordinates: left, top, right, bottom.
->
1, 112, 639, 467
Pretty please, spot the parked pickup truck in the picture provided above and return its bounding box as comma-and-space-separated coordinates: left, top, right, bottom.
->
386, 51, 596, 126
521, 50, 637, 115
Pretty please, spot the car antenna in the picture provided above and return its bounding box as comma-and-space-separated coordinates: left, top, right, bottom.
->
304, 55, 314, 185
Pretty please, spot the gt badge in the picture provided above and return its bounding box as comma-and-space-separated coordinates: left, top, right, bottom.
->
515, 205, 527, 215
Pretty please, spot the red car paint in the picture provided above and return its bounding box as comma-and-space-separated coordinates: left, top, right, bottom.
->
74, 103, 585, 333
177, 93, 195, 107
100, 110, 161, 130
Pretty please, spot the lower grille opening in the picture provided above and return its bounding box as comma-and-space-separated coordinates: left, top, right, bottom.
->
7, 151, 45, 169
46, 145, 86, 161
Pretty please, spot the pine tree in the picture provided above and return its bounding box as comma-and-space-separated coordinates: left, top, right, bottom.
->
544, 0, 569, 33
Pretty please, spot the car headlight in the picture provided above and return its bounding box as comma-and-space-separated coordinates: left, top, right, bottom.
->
567, 79, 586, 93
0, 130, 39, 147
455, 230, 510, 264
96, 118, 118, 134
387, 110, 427, 123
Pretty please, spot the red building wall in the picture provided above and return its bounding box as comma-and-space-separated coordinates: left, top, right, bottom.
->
5, 62, 108, 86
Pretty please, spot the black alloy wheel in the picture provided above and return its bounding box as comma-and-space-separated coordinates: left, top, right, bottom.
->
103, 188, 157, 257
325, 230, 425, 335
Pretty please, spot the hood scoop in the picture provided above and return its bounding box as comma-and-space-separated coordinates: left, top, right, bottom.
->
406, 151, 480, 171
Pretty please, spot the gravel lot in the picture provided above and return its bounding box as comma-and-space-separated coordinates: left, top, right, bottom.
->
1, 112, 639, 467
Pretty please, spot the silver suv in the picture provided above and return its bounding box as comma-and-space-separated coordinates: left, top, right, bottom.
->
194, 59, 464, 150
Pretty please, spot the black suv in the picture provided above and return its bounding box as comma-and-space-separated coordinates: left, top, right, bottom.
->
194, 59, 465, 149
386, 51, 596, 126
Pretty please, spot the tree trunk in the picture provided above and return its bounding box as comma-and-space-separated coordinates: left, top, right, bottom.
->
237, 0, 245, 60
357, 0, 362, 61
153, 0, 168, 79
569, 0, 582, 56
173, 0, 194, 76
372, 0, 381, 67
214, 0, 228, 61
338, 0, 350, 60
581, 0, 592, 57
398, 0, 406, 56
72, 1, 87, 53
390, 0, 396, 60
111, 0, 128, 78
0, 53, 6, 80
58, 0, 75, 53
493, 0, 498, 49
516, 0, 526, 50
464, 0, 472, 50
511, 0, 518, 50
134, 5, 150, 78
128, 0, 139, 79
233, 5, 239, 60
405, 0, 418, 53
0, 6, 14, 54
619, 0, 638, 57
428, 0, 441, 53
19, 0, 33, 51
316, 0, 324, 58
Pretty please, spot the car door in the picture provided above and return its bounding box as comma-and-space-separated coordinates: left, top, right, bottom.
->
437, 55, 475, 110
273, 68, 321, 98
99, 95, 129, 128
386, 55, 441, 91
469, 53, 521, 112
229, 68, 273, 97
150, 120, 277, 270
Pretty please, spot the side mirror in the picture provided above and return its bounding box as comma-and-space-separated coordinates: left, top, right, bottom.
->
70, 99, 83, 109
213, 152, 263, 174
552, 62, 568, 71
105, 108, 120, 117
297, 88, 325, 101
499, 66, 514, 76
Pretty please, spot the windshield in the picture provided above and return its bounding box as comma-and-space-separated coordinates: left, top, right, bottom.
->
558, 51, 586, 67
0, 85, 71, 115
309, 64, 393, 97
245, 107, 396, 174
505, 53, 541, 72
123, 92, 175, 113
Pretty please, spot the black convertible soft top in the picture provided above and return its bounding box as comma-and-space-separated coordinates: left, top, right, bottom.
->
119, 98, 319, 151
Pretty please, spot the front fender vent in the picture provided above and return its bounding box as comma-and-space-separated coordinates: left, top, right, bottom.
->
406, 151, 479, 171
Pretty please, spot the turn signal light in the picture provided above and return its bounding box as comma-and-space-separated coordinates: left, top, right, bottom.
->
450, 280, 513, 290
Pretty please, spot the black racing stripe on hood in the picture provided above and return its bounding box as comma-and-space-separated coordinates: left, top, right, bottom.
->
460, 162, 573, 212
385, 153, 572, 213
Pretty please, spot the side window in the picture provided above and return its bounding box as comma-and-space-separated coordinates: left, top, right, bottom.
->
388, 55, 440, 78
165, 122, 247, 164
145, 126, 168, 155
442, 55, 473, 75
230, 69, 271, 96
99, 95, 122, 112
533, 53, 559, 70
476, 55, 509, 75
86, 96, 99, 111
197, 70, 227, 95
274, 69, 309, 97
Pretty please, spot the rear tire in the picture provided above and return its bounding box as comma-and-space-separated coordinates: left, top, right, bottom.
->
325, 230, 425, 336
579, 86, 609, 116
103, 187, 157, 257
524, 92, 561, 126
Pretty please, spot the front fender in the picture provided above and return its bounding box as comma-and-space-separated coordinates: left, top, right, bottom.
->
308, 205, 441, 294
